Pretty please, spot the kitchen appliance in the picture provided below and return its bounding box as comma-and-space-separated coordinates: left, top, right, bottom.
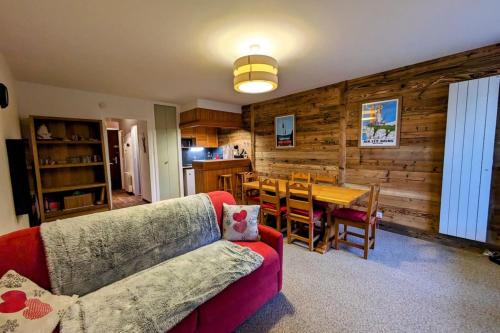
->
184, 168, 195, 196
181, 138, 195, 148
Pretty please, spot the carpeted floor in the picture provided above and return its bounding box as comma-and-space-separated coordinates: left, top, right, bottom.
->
237, 229, 500, 333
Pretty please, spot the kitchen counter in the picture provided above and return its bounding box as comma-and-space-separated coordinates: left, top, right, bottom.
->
192, 159, 251, 170
192, 159, 251, 194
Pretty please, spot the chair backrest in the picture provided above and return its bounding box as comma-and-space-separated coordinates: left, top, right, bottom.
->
286, 181, 313, 220
291, 172, 311, 183
365, 184, 381, 223
259, 177, 281, 212
314, 174, 337, 185
243, 171, 258, 183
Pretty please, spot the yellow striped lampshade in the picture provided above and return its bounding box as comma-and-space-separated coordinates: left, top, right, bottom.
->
233, 55, 278, 94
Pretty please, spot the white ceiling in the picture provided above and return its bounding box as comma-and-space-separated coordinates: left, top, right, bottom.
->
1, 0, 499, 106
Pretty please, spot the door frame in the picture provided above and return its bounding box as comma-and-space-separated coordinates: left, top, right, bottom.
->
106, 128, 123, 191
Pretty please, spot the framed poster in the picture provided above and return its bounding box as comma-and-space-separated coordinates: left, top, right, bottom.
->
359, 97, 401, 148
275, 114, 295, 148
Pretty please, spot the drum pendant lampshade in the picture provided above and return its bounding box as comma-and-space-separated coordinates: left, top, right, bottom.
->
233, 55, 278, 94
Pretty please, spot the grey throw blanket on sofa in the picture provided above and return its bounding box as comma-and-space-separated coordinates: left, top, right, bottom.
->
61, 240, 263, 333
40, 193, 220, 296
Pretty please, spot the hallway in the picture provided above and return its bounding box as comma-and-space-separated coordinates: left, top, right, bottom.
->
112, 190, 147, 210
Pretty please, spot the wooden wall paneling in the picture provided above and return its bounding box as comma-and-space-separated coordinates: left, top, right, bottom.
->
217, 128, 251, 156
250, 105, 255, 169
338, 104, 347, 184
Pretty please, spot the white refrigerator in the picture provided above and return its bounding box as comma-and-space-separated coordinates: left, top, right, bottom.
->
184, 168, 195, 196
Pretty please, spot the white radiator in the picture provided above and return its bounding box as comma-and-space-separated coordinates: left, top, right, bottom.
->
440, 76, 500, 242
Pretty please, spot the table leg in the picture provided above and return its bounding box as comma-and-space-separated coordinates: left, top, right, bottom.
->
314, 205, 334, 254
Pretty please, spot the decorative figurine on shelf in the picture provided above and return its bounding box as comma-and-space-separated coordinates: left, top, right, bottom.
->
36, 124, 52, 139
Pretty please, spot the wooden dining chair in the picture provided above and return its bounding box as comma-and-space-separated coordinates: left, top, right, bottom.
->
286, 181, 324, 251
332, 184, 380, 259
291, 172, 311, 183
313, 174, 337, 210
259, 177, 287, 232
314, 174, 337, 185
240, 171, 259, 203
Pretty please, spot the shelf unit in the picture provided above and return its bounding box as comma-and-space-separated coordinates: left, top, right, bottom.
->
27, 116, 111, 222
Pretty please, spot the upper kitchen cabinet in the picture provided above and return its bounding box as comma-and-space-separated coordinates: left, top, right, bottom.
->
180, 127, 195, 138
195, 127, 218, 148
180, 127, 218, 148
179, 108, 242, 129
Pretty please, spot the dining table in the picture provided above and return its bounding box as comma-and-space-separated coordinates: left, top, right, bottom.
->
242, 179, 369, 254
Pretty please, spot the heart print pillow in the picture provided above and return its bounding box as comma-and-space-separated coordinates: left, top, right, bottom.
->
222, 203, 260, 241
0, 270, 77, 333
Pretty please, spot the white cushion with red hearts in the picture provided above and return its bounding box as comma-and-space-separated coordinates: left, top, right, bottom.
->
222, 203, 260, 241
0, 270, 77, 333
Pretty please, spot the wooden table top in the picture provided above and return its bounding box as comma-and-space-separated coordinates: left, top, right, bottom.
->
243, 179, 369, 206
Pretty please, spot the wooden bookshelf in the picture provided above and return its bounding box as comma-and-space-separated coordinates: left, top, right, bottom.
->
36, 140, 102, 145
40, 162, 104, 169
42, 182, 107, 194
44, 204, 109, 221
27, 115, 111, 222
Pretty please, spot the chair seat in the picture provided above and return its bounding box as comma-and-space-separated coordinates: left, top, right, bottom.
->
290, 208, 323, 221
246, 195, 260, 202
332, 208, 367, 223
261, 203, 287, 215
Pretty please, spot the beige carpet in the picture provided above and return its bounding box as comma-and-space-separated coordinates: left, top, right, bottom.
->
236, 229, 500, 333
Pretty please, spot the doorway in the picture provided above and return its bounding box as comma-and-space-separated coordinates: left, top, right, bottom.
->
105, 118, 151, 209
107, 129, 122, 190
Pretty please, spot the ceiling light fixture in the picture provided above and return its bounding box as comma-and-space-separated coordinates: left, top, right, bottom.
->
233, 46, 278, 94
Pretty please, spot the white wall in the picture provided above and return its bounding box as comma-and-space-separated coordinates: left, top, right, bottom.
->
15, 81, 179, 203
0, 54, 30, 235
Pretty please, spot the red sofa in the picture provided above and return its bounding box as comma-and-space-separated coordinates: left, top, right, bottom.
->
0, 191, 283, 333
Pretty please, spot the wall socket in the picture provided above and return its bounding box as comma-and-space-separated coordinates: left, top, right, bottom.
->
376, 211, 383, 219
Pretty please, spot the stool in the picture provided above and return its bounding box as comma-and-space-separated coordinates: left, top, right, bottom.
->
218, 174, 233, 194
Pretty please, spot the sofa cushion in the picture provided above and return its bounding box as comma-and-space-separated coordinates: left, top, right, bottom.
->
0, 270, 77, 333
0, 227, 51, 291
168, 310, 197, 333
208, 191, 237, 229
222, 203, 260, 241
41, 193, 220, 296
196, 240, 279, 333
61, 241, 263, 333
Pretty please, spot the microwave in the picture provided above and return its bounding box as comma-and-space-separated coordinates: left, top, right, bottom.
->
181, 138, 195, 148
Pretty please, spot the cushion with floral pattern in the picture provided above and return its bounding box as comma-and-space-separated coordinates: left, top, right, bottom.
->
222, 203, 260, 241
0, 270, 77, 333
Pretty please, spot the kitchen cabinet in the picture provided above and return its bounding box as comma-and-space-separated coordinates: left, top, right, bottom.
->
179, 108, 242, 129
181, 127, 195, 138
181, 127, 218, 148
192, 159, 251, 194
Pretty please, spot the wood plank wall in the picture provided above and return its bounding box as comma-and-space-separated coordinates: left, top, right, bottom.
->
242, 43, 500, 244
217, 128, 251, 157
